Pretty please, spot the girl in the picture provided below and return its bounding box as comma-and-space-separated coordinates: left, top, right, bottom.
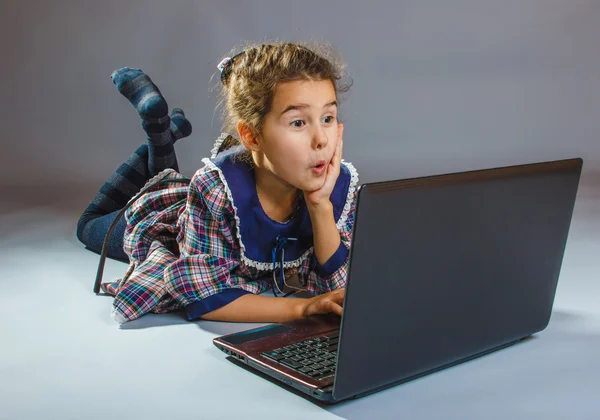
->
77, 42, 359, 324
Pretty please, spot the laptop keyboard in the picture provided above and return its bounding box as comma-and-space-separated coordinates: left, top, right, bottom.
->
261, 332, 339, 381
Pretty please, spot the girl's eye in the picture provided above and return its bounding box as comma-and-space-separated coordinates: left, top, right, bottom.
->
291, 120, 305, 128
322, 115, 336, 124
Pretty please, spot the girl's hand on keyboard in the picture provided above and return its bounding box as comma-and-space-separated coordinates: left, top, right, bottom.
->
302, 288, 345, 317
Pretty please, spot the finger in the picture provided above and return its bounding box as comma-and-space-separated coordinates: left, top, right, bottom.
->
331, 143, 342, 172
333, 289, 345, 304
332, 288, 345, 297
331, 293, 345, 306
325, 157, 340, 184
328, 158, 340, 175
328, 301, 343, 316
323, 289, 344, 300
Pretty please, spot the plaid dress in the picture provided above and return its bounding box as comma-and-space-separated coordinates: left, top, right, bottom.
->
103, 144, 359, 324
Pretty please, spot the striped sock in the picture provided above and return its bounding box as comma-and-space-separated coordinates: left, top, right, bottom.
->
84, 144, 150, 216
111, 67, 178, 175
81, 68, 193, 218
142, 116, 178, 175
82, 109, 192, 216
170, 108, 192, 140
110, 67, 168, 121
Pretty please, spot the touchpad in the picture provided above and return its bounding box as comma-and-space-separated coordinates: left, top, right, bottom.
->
220, 324, 294, 345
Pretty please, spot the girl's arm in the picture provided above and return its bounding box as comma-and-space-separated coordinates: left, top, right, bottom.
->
308, 201, 341, 265
303, 201, 353, 293
301, 129, 357, 293
200, 289, 345, 323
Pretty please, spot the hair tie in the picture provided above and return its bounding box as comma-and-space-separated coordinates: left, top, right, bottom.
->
217, 51, 246, 84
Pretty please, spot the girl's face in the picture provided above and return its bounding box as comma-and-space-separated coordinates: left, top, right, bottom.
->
256, 79, 340, 192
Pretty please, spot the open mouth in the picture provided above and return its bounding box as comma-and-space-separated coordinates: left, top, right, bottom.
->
312, 161, 327, 175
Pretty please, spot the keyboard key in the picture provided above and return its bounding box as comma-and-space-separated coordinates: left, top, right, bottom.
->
262, 337, 339, 381
280, 359, 303, 369
315, 372, 335, 381
262, 351, 285, 360
326, 344, 338, 352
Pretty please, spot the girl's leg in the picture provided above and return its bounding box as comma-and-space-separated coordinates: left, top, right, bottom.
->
110, 67, 186, 176
77, 210, 129, 262
77, 68, 192, 260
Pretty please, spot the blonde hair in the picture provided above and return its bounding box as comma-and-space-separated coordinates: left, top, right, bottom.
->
215, 41, 352, 159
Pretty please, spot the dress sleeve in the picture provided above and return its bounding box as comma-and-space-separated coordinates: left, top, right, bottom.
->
302, 186, 357, 294
162, 168, 267, 321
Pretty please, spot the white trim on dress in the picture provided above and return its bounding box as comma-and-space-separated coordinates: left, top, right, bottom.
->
202, 138, 359, 271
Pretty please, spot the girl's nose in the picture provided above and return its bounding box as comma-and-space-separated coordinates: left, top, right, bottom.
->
312, 126, 328, 150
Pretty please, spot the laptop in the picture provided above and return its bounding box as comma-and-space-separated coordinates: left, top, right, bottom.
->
213, 157, 582, 403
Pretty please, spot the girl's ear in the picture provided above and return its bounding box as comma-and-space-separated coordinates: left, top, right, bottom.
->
237, 122, 261, 152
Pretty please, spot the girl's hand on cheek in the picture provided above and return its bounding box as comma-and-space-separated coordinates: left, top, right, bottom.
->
303, 124, 344, 209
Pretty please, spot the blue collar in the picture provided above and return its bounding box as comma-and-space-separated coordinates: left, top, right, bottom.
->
211, 146, 352, 267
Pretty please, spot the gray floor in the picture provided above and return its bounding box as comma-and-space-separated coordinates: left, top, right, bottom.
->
1, 183, 598, 420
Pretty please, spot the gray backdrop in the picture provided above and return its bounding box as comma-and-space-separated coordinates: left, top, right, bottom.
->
1, 2, 599, 419
2, 0, 599, 191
